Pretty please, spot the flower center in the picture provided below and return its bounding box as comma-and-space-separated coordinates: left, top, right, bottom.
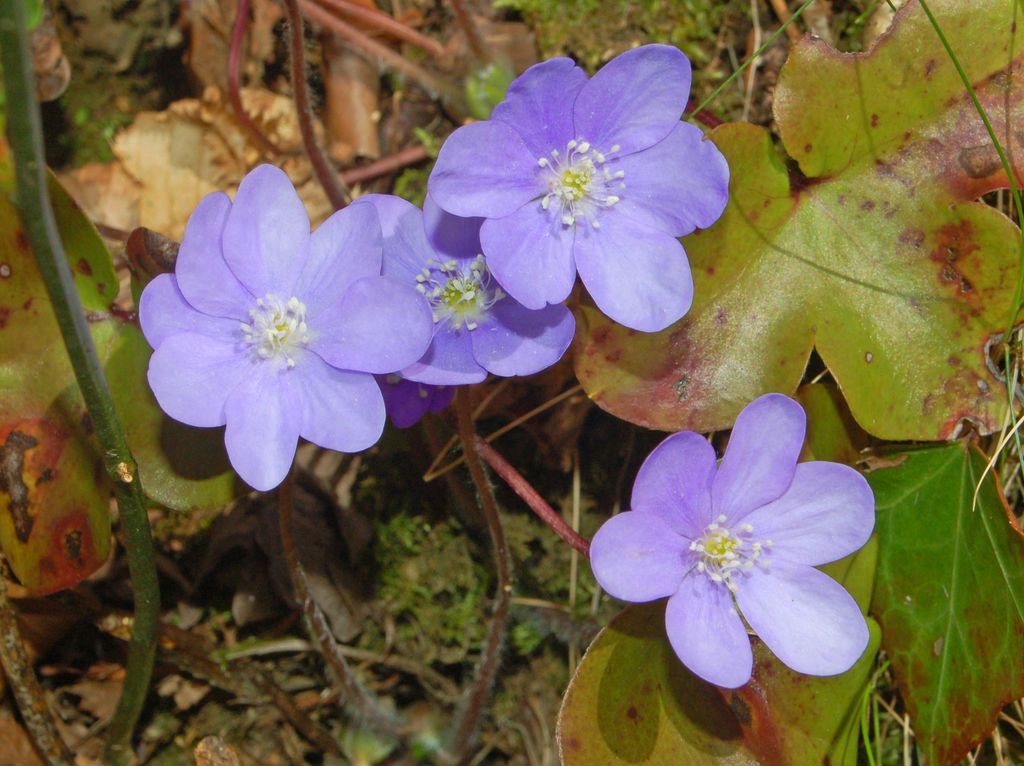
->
415, 255, 504, 331
241, 293, 310, 368
538, 138, 625, 229
689, 515, 772, 592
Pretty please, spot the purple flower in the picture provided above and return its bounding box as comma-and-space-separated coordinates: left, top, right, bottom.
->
590, 394, 874, 688
428, 44, 730, 333
139, 164, 433, 491
356, 194, 575, 384
378, 375, 454, 428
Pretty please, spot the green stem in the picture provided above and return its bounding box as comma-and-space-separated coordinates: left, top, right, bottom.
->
688, 0, 818, 119
0, 3, 159, 762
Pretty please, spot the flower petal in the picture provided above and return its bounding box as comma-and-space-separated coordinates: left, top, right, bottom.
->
224, 368, 301, 491
630, 431, 717, 536
470, 299, 574, 377
479, 202, 576, 309
221, 164, 310, 297
378, 377, 454, 429
296, 354, 385, 452
428, 121, 543, 219
139, 274, 239, 349
358, 194, 436, 283
613, 122, 730, 237
175, 192, 253, 318
574, 214, 693, 332
712, 394, 806, 521
294, 202, 382, 316
423, 194, 484, 261
401, 328, 486, 385
665, 575, 753, 689
742, 462, 875, 566
147, 332, 249, 428
492, 57, 587, 157
573, 45, 691, 156
590, 512, 690, 602
736, 562, 870, 678
311, 275, 433, 374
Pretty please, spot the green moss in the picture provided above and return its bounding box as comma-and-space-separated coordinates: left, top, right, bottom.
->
495, 0, 736, 72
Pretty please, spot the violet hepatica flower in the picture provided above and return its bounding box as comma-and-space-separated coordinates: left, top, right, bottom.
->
590, 394, 874, 688
377, 375, 454, 429
356, 194, 575, 384
428, 44, 730, 333
139, 164, 433, 491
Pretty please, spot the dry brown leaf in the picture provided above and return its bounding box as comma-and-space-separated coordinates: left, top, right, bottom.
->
0, 717, 46, 766
63, 663, 124, 723
61, 87, 334, 241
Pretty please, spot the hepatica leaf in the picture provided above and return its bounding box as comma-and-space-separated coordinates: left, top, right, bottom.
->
557, 602, 880, 766
869, 443, 1024, 766
575, 0, 1021, 440
0, 177, 237, 593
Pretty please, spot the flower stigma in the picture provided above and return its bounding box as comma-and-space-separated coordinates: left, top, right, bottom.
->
415, 254, 505, 331
689, 515, 772, 592
538, 138, 625, 229
241, 294, 310, 368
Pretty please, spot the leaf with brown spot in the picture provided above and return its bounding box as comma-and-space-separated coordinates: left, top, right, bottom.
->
557, 603, 880, 766
0, 176, 240, 592
869, 443, 1024, 766
575, 0, 1021, 440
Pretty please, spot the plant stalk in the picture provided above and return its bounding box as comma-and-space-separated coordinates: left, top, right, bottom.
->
0, 3, 160, 761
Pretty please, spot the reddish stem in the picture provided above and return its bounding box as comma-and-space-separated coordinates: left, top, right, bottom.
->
300, 0, 464, 110
449, 0, 490, 65
228, 0, 284, 155
340, 144, 428, 186
284, 0, 351, 210
684, 97, 724, 130
311, 0, 445, 59
475, 438, 591, 558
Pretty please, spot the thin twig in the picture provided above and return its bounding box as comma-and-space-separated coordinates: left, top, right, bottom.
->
312, 0, 445, 59
277, 471, 400, 736
683, 97, 723, 129
0, 562, 73, 766
0, 5, 160, 763
300, 0, 466, 113
341, 144, 429, 186
284, 0, 350, 210
229, 0, 284, 155
444, 389, 513, 764
767, 0, 803, 43
475, 439, 591, 557
449, 0, 490, 64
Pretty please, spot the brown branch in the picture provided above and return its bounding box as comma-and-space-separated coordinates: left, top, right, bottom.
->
341, 144, 429, 186
0, 563, 73, 766
229, 0, 285, 155
767, 0, 803, 43
277, 471, 399, 736
475, 439, 591, 558
284, 0, 351, 210
311, 0, 445, 59
299, 0, 465, 113
448, 0, 490, 65
444, 389, 513, 764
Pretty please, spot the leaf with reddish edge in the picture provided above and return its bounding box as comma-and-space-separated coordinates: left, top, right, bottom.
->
575, 0, 1021, 440
0, 177, 238, 593
869, 443, 1024, 766
557, 602, 880, 766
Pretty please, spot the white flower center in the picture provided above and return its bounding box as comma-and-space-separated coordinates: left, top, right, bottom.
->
689, 515, 772, 592
241, 293, 310, 368
538, 138, 625, 229
415, 254, 504, 331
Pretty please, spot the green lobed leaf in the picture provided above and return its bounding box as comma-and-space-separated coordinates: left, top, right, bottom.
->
557, 602, 881, 766
0, 177, 239, 592
575, 0, 1021, 440
869, 443, 1024, 766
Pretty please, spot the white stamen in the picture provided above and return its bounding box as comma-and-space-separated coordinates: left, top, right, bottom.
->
689, 514, 770, 591
536, 136, 625, 230
240, 293, 311, 368
417, 254, 503, 331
